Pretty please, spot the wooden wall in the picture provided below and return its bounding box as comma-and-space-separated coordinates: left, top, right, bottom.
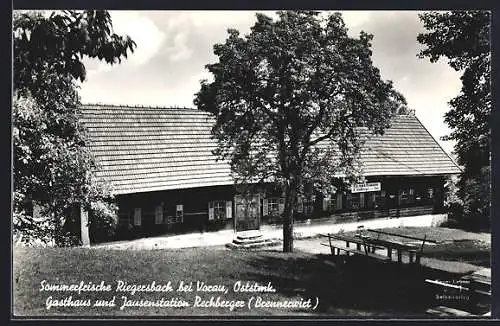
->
108, 175, 447, 241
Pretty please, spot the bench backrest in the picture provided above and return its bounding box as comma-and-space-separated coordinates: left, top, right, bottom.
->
364, 229, 436, 252
367, 229, 436, 242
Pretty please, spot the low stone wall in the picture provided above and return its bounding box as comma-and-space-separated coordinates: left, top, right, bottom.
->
263, 205, 437, 227
262, 213, 449, 239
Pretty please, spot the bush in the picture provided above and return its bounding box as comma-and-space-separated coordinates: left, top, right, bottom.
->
447, 202, 464, 223
88, 201, 118, 243
440, 218, 460, 229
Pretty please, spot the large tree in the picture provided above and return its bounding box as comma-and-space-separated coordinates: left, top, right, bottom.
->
195, 11, 407, 252
13, 10, 136, 245
417, 11, 491, 230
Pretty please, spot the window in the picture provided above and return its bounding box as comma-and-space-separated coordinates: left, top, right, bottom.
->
304, 201, 314, 215
263, 197, 284, 216
214, 202, 225, 219
268, 198, 280, 215
208, 201, 232, 220
323, 193, 343, 211
171, 204, 183, 224
347, 193, 360, 210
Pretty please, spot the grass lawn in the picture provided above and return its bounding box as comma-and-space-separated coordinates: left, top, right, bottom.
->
12, 242, 484, 318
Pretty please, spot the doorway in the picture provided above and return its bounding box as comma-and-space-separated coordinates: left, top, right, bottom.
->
234, 194, 261, 231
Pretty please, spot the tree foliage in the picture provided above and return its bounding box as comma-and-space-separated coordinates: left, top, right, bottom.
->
195, 11, 407, 252
418, 11, 491, 230
13, 10, 136, 246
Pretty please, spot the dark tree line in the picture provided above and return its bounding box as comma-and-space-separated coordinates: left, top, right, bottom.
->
13, 10, 136, 245
418, 11, 491, 231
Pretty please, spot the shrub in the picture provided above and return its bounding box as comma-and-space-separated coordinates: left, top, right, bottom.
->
88, 201, 118, 243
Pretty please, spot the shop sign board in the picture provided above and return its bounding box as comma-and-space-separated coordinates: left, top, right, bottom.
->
351, 182, 381, 193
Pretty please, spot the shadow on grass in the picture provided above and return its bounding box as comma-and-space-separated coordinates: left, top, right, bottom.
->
422, 240, 490, 268
239, 253, 477, 317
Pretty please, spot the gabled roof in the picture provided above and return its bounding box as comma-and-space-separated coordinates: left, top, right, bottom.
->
80, 104, 461, 195
360, 115, 461, 177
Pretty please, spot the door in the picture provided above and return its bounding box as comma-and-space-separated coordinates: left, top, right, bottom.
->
234, 194, 261, 231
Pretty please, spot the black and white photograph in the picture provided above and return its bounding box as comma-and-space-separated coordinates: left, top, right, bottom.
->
12, 9, 493, 319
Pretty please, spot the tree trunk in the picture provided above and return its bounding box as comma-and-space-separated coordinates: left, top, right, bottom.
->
283, 180, 298, 253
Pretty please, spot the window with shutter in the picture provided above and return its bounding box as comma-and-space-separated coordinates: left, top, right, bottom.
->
133, 208, 142, 226
214, 201, 226, 219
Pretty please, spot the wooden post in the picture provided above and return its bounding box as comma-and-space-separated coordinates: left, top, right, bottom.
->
80, 205, 90, 247
415, 253, 421, 265
397, 250, 402, 262
409, 251, 415, 263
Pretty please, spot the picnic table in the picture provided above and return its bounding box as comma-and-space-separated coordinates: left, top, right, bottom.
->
360, 228, 437, 264
321, 229, 430, 264
321, 233, 391, 262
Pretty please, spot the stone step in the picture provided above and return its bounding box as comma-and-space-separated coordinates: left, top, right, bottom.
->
236, 234, 263, 241
233, 237, 266, 245
236, 230, 263, 240
226, 238, 281, 250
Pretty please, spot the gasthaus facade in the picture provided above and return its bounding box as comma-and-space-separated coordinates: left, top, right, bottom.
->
80, 104, 461, 241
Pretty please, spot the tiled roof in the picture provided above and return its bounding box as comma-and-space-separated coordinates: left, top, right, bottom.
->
360, 115, 461, 177
80, 104, 461, 195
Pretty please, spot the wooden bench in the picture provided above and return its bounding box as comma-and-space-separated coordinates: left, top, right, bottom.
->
320, 234, 392, 263
321, 243, 392, 262
361, 228, 437, 264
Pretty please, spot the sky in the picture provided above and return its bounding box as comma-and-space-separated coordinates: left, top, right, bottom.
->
75, 10, 462, 156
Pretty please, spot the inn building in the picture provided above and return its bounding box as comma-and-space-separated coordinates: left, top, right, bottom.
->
80, 104, 461, 242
